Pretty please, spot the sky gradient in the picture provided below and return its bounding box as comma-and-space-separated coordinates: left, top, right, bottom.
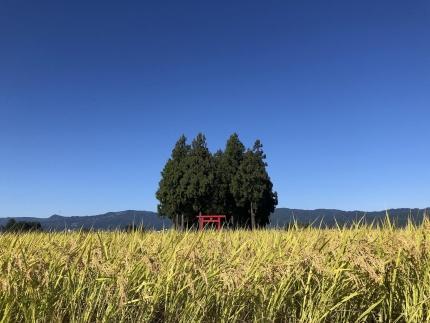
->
1, 1, 429, 217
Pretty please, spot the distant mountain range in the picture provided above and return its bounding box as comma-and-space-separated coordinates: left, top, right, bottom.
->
271, 208, 429, 228
0, 211, 170, 231
1, 208, 429, 231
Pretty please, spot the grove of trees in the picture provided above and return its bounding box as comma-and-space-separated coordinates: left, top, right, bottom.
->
1, 219, 43, 232
156, 133, 278, 230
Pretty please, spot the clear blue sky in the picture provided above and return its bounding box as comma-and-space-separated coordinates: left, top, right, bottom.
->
1, 1, 429, 217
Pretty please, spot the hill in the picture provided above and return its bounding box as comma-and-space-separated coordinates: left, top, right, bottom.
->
0, 210, 171, 231
0, 208, 428, 231
271, 208, 429, 227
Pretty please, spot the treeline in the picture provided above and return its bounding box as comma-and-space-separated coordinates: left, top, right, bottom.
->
0, 219, 147, 233
1, 219, 42, 232
156, 133, 277, 229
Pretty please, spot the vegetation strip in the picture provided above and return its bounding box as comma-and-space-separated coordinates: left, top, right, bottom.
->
1, 221, 430, 322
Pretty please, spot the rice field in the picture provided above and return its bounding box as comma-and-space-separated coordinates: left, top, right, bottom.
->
1, 220, 430, 322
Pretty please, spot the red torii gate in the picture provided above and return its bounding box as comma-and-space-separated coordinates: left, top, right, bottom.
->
197, 213, 226, 230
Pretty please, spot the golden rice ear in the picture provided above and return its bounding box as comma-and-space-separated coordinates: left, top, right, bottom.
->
1, 223, 429, 322
423, 215, 430, 230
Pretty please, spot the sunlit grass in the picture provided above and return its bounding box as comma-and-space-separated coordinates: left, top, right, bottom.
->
1, 219, 430, 322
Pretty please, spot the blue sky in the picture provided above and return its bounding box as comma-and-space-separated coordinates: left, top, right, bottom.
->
1, 1, 429, 217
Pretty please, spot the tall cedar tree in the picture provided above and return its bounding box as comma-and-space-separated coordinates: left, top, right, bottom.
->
157, 134, 277, 229
181, 133, 215, 226
156, 135, 190, 229
232, 140, 278, 229
212, 134, 247, 226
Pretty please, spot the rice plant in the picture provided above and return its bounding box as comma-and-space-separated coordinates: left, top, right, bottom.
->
1, 220, 430, 322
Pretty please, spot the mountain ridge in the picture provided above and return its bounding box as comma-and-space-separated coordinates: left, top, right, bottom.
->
1, 207, 429, 230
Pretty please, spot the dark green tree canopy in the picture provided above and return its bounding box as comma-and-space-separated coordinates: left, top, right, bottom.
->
182, 133, 215, 215
213, 133, 246, 219
156, 133, 278, 229
156, 135, 191, 228
231, 141, 277, 228
1, 218, 42, 232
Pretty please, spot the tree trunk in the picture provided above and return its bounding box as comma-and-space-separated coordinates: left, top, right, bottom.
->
250, 202, 256, 230
181, 213, 184, 231
175, 214, 179, 230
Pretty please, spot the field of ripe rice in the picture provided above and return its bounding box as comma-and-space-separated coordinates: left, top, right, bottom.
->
1, 222, 430, 322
